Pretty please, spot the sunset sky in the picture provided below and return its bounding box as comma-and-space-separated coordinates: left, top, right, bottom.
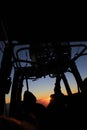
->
1, 42, 87, 107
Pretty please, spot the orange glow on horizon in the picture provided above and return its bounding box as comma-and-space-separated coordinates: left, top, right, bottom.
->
5, 87, 78, 106
5, 94, 51, 107
37, 97, 51, 107
5, 96, 10, 104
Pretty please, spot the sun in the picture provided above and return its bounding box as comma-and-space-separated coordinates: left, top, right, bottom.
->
37, 97, 51, 107
45, 97, 51, 102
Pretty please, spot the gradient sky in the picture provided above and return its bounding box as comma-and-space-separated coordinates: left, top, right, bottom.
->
1, 42, 87, 107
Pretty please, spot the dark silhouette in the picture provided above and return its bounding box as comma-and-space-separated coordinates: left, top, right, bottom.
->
15, 90, 46, 130
1, 41, 87, 129
46, 75, 67, 129
0, 115, 38, 130
82, 78, 87, 94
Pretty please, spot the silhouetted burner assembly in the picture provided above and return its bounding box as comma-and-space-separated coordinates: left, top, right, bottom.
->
0, 19, 87, 129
